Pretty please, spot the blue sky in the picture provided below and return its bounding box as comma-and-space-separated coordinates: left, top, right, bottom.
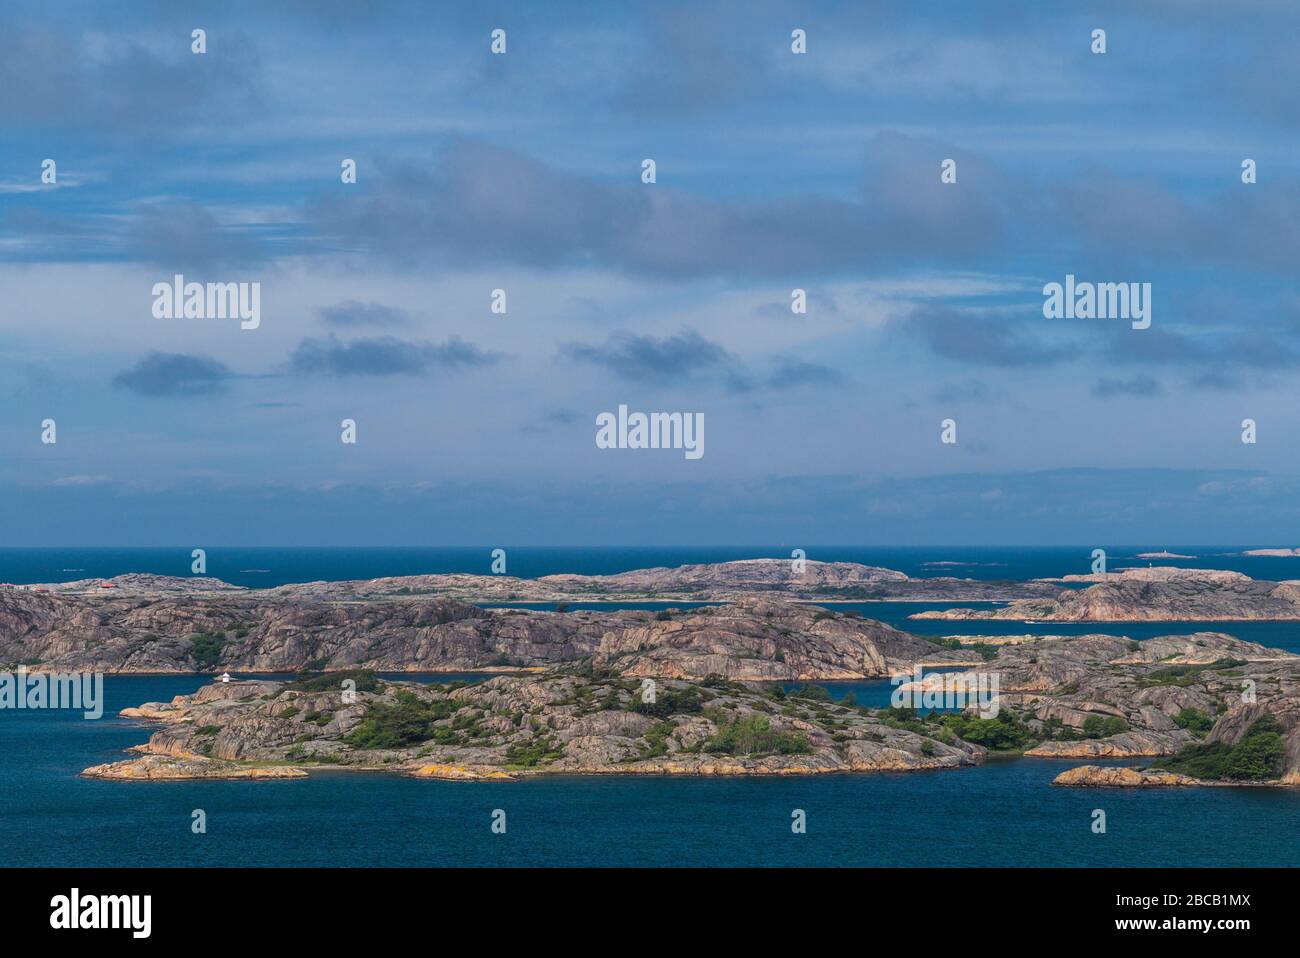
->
2, 1, 1299, 546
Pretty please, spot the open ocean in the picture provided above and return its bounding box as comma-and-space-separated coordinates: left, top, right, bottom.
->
2, 544, 1297, 587
4, 546, 1300, 867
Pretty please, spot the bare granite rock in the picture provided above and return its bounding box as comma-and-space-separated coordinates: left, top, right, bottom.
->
914, 567, 1300, 621
1051, 766, 1199, 787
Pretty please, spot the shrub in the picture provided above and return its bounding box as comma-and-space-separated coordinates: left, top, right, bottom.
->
1081, 714, 1129, 738
504, 735, 564, 767
189, 632, 227, 671
1172, 707, 1214, 734
703, 715, 810, 756
629, 686, 706, 718
939, 710, 1035, 751
343, 691, 458, 749
787, 683, 831, 702
1152, 715, 1285, 781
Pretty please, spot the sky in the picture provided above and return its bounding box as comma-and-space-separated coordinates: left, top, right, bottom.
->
2, 0, 1299, 546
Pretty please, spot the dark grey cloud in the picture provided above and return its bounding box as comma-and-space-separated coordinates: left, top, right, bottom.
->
112, 352, 233, 397
317, 300, 411, 328
896, 306, 1075, 367
559, 329, 733, 383
308, 135, 1006, 279
311, 141, 645, 270
125, 203, 265, 271
762, 357, 845, 390
0, 22, 264, 131
287, 335, 501, 377
559, 328, 844, 394
1091, 375, 1163, 398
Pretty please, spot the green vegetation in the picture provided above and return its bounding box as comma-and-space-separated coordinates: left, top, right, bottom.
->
504, 735, 564, 768
936, 710, 1036, 751
188, 632, 227, 670
343, 691, 459, 749
1172, 707, 1215, 735
634, 721, 677, 759
703, 714, 810, 756
786, 683, 831, 702
629, 686, 706, 718
1152, 715, 1286, 781
1081, 714, 1129, 738
195, 725, 222, 736
1137, 658, 1249, 688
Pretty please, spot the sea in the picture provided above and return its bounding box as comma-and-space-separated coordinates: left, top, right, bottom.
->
3, 545, 1299, 867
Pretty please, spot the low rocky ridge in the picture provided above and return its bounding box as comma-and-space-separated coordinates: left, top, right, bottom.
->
13, 559, 1059, 603
592, 599, 977, 679
0, 591, 977, 678
85, 671, 985, 780
914, 567, 1300, 621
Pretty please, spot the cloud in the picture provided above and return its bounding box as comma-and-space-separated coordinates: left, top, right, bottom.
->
287, 335, 501, 377
125, 203, 265, 271
112, 352, 233, 397
308, 135, 1007, 279
559, 329, 733, 383
761, 357, 845, 390
895, 306, 1075, 367
50, 475, 113, 487
1091, 376, 1163, 398
0, 23, 264, 132
317, 300, 411, 328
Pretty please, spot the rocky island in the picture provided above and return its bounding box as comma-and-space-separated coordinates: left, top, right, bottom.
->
86, 619, 1300, 788
912, 567, 1300, 621
85, 669, 986, 781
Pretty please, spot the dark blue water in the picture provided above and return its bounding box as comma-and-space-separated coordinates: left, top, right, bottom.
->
1, 545, 1295, 588
5, 675, 1299, 867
